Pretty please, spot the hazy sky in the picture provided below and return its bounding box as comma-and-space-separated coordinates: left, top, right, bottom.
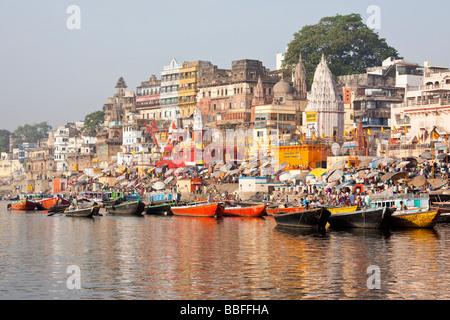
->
0, 0, 449, 132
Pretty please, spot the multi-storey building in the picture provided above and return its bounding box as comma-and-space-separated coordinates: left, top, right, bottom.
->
136, 74, 161, 121
197, 59, 279, 128
337, 57, 424, 136
160, 58, 182, 121
178, 60, 213, 121
391, 68, 450, 149
53, 124, 80, 173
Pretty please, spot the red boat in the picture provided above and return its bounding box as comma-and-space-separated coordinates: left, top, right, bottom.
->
170, 202, 224, 218
266, 206, 305, 216
223, 204, 266, 217
34, 196, 69, 210
7, 198, 37, 211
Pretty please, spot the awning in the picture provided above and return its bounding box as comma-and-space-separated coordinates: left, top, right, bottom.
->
309, 168, 328, 178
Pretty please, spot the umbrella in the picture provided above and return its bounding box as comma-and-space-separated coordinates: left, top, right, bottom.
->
381, 172, 394, 181
428, 178, 448, 190
391, 171, 408, 182
357, 159, 370, 168
437, 153, 450, 161
396, 161, 410, 169
412, 175, 427, 187
381, 157, 394, 166
152, 181, 166, 190
279, 172, 292, 182
327, 170, 344, 183
332, 161, 346, 171
220, 163, 233, 172
420, 152, 434, 160
366, 171, 381, 179
309, 168, 328, 178
175, 167, 185, 175
276, 162, 288, 172
296, 171, 311, 180
164, 176, 173, 184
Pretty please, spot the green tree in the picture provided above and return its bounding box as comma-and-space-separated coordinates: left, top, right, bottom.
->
83, 110, 105, 134
0, 130, 10, 153
283, 13, 401, 88
14, 122, 52, 144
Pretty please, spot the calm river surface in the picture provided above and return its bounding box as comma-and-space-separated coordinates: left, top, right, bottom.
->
0, 201, 448, 300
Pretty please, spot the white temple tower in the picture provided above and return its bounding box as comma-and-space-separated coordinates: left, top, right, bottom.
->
305, 55, 344, 138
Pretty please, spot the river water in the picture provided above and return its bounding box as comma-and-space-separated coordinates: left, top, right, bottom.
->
0, 201, 448, 300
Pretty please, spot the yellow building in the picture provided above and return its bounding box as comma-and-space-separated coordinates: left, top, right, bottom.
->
273, 144, 327, 169
178, 60, 213, 119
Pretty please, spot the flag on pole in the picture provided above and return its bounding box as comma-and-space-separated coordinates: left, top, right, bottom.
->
432, 130, 440, 140
404, 126, 408, 133
172, 122, 177, 130
344, 130, 349, 136
321, 132, 325, 139
392, 125, 397, 133
367, 129, 373, 136
381, 127, 386, 134
312, 134, 317, 140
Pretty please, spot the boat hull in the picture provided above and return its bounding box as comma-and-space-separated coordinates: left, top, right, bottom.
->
223, 205, 266, 217
266, 206, 305, 216
328, 208, 393, 229
273, 207, 331, 230
8, 199, 36, 211
35, 197, 68, 210
65, 206, 100, 218
389, 208, 441, 228
105, 200, 146, 216
171, 203, 224, 218
145, 202, 175, 215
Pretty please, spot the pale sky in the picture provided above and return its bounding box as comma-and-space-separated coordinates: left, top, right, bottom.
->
0, 0, 449, 132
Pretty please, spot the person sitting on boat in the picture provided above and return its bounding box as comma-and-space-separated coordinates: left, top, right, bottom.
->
400, 201, 407, 211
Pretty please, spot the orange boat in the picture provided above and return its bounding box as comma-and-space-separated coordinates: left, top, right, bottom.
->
266, 206, 305, 216
34, 196, 69, 210
223, 204, 266, 217
170, 202, 224, 218
7, 198, 37, 211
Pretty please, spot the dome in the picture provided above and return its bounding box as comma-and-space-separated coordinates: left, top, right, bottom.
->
273, 79, 294, 97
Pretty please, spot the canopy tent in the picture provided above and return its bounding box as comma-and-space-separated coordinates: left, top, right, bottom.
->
309, 168, 328, 178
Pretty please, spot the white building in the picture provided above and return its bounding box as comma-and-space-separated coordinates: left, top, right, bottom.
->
160, 58, 182, 120
305, 55, 344, 138
391, 69, 450, 146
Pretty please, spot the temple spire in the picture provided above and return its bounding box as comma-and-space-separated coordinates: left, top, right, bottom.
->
293, 51, 307, 100
305, 58, 344, 139
252, 76, 266, 106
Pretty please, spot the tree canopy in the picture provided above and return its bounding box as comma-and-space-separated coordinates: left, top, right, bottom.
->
0, 130, 10, 153
83, 110, 105, 134
13, 122, 52, 144
283, 13, 401, 87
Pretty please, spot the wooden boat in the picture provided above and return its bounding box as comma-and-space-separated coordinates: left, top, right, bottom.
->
273, 207, 331, 230
34, 196, 68, 210
266, 206, 305, 216
328, 207, 393, 229
145, 202, 175, 215
430, 202, 450, 223
170, 202, 224, 218
370, 193, 440, 228
7, 198, 36, 211
328, 206, 359, 214
48, 204, 70, 213
223, 204, 266, 217
389, 208, 441, 228
65, 205, 101, 218
105, 200, 146, 216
